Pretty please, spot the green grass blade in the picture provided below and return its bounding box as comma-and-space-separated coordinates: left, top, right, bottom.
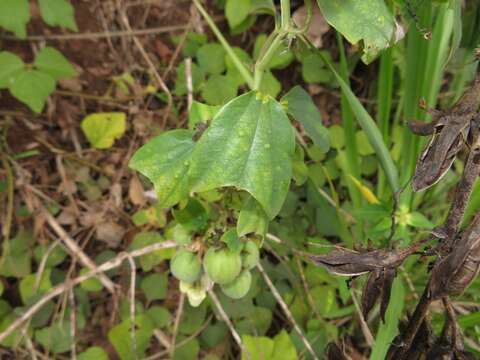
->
317, 52, 400, 193
336, 34, 362, 209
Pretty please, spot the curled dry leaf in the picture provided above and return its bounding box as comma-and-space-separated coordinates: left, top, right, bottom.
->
95, 221, 126, 248
128, 176, 146, 206
428, 212, 480, 299
411, 75, 480, 192
362, 267, 396, 321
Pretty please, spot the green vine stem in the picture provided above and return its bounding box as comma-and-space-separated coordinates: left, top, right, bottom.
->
192, 0, 255, 89
280, 0, 291, 30
253, 33, 286, 89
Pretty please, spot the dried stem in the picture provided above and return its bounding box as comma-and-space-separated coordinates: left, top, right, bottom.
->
207, 289, 250, 359
0, 240, 177, 343
257, 262, 319, 360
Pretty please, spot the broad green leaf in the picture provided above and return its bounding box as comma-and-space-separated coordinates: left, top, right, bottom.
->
189, 101, 221, 129
34, 244, 67, 267
81, 112, 126, 149
38, 0, 78, 31
197, 43, 226, 75
130, 130, 195, 208
146, 306, 171, 328
19, 269, 52, 304
173, 338, 200, 360
108, 315, 154, 360
237, 196, 269, 237
34, 47, 77, 80
172, 199, 208, 231
35, 320, 73, 353
0, 231, 32, 278
370, 278, 404, 360
316, 0, 395, 63
272, 330, 297, 360
0, 0, 30, 38
141, 273, 168, 301
355, 130, 375, 155
242, 335, 274, 360
0, 52, 24, 89
200, 322, 228, 348
78, 346, 109, 360
189, 92, 295, 219
201, 74, 238, 105
317, 52, 399, 191
226, 0, 251, 29
406, 212, 434, 229
282, 86, 330, 152
9, 70, 56, 113
236, 306, 272, 335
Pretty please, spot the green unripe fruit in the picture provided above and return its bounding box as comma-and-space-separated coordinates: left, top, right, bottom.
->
170, 250, 202, 283
221, 270, 252, 299
203, 247, 242, 284
242, 241, 260, 270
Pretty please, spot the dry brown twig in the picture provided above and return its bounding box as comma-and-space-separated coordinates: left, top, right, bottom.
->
0, 240, 177, 343
41, 209, 118, 294
207, 289, 251, 360
257, 262, 319, 360
169, 292, 185, 359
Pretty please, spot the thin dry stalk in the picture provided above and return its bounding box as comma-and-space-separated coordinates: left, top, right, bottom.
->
169, 292, 185, 358
42, 209, 117, 293
69, 288, 77, 360
118, 8, 173, 123
185, 58, 194, 111
257, 262, 319, 360
350, 290, 374, 347
0, 241, 177, 343
207, 289, 250, 360
126, 255, 138, 359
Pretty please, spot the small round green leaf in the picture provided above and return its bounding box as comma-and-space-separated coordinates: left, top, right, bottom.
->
81, 112, 126, 149
201, 74, 237, 105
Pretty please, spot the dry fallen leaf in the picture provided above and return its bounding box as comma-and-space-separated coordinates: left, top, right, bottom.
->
95, 221, 125, 248
129, 176, 146, 206
292, 5, 330, 47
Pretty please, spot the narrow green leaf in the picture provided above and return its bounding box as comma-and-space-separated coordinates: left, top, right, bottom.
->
318, 53, 399, 192
0, 52, 25, 89
9, 70, 56, 113
81, 112, 126, 149
38, 0, 78, 32
237, 196, 269, 237
315, 0, 395, 63
129, 130, 195, 208
34, 47, 77, 80
282, 85, 330, 152
189, 92, 295, 219
370, 278, 404, 360
0, 0, 30, 38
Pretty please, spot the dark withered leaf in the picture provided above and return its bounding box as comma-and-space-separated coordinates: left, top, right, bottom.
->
361, 270, 382, 320
429, 213, 480, 299
425, 346, 454, 360
380, 267, 396, 322
408, 120, 436, 136
326, 342, 347, 360
310, 244, 421, 277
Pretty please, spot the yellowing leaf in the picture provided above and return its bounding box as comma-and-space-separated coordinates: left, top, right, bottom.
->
81, 112, 126, 149
349, 175, 379, 204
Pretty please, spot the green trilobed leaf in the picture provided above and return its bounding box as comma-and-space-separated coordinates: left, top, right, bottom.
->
0, 0, 30, 39
38, 0, 78, 32
189, 92, 295, 219
9, 70, 56, 113
129, 130, 195, 209
0, 52, 25, 89
316, 0, 395, 64
34, 47, 77, 80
